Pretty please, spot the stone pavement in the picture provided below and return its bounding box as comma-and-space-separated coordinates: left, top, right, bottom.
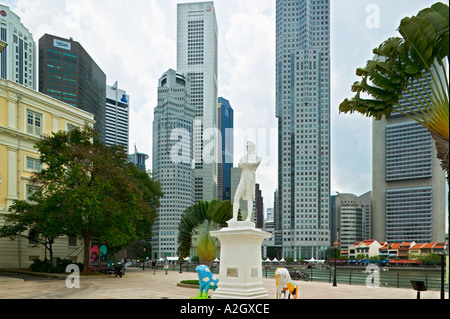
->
0, 267, 447, 299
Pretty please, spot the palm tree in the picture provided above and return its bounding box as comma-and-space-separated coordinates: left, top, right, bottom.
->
339, 2, 448, 176
194, 225, 218, 266
177, 200, 233, 266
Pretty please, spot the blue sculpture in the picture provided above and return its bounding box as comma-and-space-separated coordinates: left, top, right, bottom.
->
192, 265, 219, 299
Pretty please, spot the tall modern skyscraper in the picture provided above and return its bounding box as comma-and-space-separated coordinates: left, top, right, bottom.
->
372, 90, 446, 243
334, 193, 364, 250
218, 97, 233, 201
0, 5, 36, 89
38, 34, 106, 143
177, 1, 218, 202
105, 81, 129, 153
129, 145, 149, 171
255, 183, 264, 229
358, 191, 372, 241
275, 0, 331, 260
152, 69, 195, 259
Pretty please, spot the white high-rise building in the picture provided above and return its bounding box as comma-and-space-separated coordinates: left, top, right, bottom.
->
334, 193, 364, 251
105, 81, 129, 153
372, 70, 447, 243
275, 0, 331, 260
152, 69, 195, 259
0, 5, 36, 89
177, 1, 218, 202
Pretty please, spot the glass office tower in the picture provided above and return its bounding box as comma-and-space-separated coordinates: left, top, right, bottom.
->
275, 0, 331, 259
39, 34, 106, 142
218, 97, 233, 201
106, 81, 129, 153
152, 69, 195, 259
177, 2, 218, 202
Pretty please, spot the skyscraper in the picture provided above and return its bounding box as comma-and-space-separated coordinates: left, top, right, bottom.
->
129, 145, 149, 171
38, 34, 106, 143
152, 69, 195, 259
372, 81, 446, 243
177, 1, 218, 202
275, 0, 331, 260
218, 97, 233, 201
334, 193, 364, 250
0, 5, 36, 89
106, 81, 129, 153
358, 191, 372, 240
255, 183, 264, 229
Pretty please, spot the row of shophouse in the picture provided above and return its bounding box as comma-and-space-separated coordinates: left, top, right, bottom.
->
345, 239, 448, 261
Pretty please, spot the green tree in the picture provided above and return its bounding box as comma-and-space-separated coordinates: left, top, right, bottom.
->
127, 163, 162, 240
339, 2, 449, 175
0, 189, 66, 263
5, 126, 162, 273
177, 200, 233, 266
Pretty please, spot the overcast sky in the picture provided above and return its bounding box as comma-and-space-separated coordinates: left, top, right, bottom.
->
3, 0, 447, 210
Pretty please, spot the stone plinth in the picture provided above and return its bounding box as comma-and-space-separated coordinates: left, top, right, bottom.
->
210, 223, 271, 299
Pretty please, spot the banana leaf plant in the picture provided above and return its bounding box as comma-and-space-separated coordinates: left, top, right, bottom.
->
177, 199, 233, 266
339, 2, 449, 176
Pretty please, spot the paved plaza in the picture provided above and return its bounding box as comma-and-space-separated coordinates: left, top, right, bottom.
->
0, 267, 446, 299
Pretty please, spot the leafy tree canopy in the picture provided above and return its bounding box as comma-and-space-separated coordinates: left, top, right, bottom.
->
1, 126, 162, 272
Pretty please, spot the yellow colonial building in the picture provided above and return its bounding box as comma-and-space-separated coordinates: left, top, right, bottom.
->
0, 78, 95, 268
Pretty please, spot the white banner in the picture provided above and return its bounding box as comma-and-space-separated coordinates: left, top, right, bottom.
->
54, 39, 71, 51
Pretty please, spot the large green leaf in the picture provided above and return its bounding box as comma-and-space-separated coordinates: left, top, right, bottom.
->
399, 16, 436, 70
177, 199, 233, 260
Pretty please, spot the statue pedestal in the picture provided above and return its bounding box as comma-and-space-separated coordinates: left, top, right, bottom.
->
210, 224, 271, 299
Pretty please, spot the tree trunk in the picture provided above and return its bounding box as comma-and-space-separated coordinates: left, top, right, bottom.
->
82, 229, 92, 275
48, 238, 54, 266
199, 258, 213, 268
430, 131, 449, 247
430, 131, 449, 174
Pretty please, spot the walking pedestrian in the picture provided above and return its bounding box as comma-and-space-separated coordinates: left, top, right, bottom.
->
152, 259, 157, 275
164, 257, 169, 275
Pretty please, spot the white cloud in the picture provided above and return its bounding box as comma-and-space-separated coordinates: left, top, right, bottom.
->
3, 0, 447, 210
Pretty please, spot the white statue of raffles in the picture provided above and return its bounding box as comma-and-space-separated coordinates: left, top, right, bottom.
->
229, 141, 261, 225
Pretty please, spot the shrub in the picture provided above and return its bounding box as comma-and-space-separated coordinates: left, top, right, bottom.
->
180, 280, 199, 285
29, 258, 84, 273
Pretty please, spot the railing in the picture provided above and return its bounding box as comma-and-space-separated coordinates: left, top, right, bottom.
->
131, 261, 221, 274
131, 261, 447, 292
261, 265, 448, 292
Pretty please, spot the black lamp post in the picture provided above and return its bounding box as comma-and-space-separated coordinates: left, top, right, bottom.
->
143, 248, 146, 270
441, 241, 448, 299
333, 241, 339, 287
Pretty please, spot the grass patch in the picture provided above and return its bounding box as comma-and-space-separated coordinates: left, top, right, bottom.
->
180, 279, 199, 285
